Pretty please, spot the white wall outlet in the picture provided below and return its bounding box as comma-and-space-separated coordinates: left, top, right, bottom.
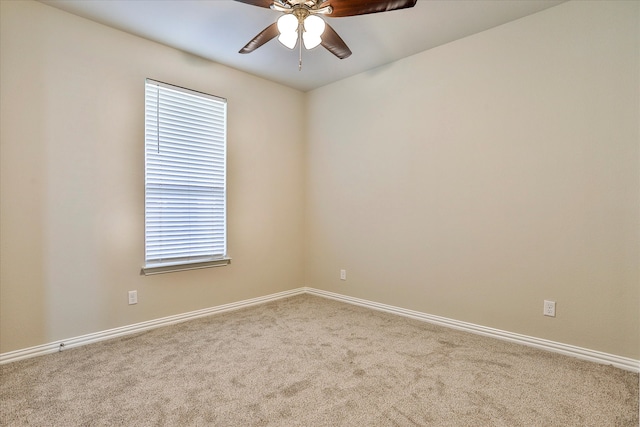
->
340, 269, 346, 281
128, 290, 138, 305
543, 300, 556, 317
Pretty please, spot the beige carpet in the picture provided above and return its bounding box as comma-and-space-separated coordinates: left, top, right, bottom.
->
1, 294, 638, 426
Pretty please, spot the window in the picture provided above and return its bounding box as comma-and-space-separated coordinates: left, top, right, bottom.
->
142, 79, 228, 275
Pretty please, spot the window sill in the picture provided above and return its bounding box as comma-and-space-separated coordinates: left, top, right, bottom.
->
141, 258, 231, 276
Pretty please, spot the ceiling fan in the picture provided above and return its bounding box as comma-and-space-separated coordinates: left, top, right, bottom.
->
235, 0, 417, 68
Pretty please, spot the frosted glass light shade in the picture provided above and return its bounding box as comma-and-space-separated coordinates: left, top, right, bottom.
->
278, 32, 298, 49
303, 15, 325, 37
277, 14, 298, 49
277, 14, 298, 34
302, 15, 325, 49
303, 33, 322, 49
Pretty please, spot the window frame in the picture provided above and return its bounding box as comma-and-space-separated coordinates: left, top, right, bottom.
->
142, 79, 230, 275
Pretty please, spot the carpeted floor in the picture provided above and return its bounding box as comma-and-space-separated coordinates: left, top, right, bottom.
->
1, 294, 638, 426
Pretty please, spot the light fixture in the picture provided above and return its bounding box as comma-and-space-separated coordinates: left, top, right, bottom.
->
277, 13, 298, 49
302, 14, 325, 49
276, 9, 326, 51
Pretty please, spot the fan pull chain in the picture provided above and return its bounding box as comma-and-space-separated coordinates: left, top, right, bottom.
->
298, 26, 303, 71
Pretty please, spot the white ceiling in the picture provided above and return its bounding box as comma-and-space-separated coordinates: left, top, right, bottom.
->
40, 0, 566, 92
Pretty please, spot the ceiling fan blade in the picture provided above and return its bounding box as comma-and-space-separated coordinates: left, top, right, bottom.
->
320, 0, 417, 17
239, 22, 279, 54
321, 23, 351, 59
233, 0, 273, 9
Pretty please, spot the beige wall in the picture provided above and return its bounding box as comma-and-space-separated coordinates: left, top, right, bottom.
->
1, 0, 638, 360
305, 0, 640, 358
0, 0, 305, 353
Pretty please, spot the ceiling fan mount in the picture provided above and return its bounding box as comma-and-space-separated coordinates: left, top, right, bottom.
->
270, 0, 333, 16
286, 5, 322, 23
235, 0, 417, 64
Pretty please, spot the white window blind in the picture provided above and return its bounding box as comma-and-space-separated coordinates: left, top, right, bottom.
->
143, 79, 228, 274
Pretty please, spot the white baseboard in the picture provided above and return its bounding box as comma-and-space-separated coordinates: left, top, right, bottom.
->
0, 288, 305, 365
304, 287, 640, 373
2, 286, 638, 373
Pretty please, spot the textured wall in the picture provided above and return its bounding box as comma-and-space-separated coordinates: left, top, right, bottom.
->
0, 0, 305, 353
305, 1, 639, 358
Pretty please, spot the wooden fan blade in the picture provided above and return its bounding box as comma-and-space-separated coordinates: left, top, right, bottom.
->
233, 0, 273, 9
320, 0, 417, 17
321, 23, 352, 59
239, 23, 279, 54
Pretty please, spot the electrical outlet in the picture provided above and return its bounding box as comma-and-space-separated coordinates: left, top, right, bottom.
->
340, 269, 346, 281
128, 290, 138, 305
543, 300, 555, 317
